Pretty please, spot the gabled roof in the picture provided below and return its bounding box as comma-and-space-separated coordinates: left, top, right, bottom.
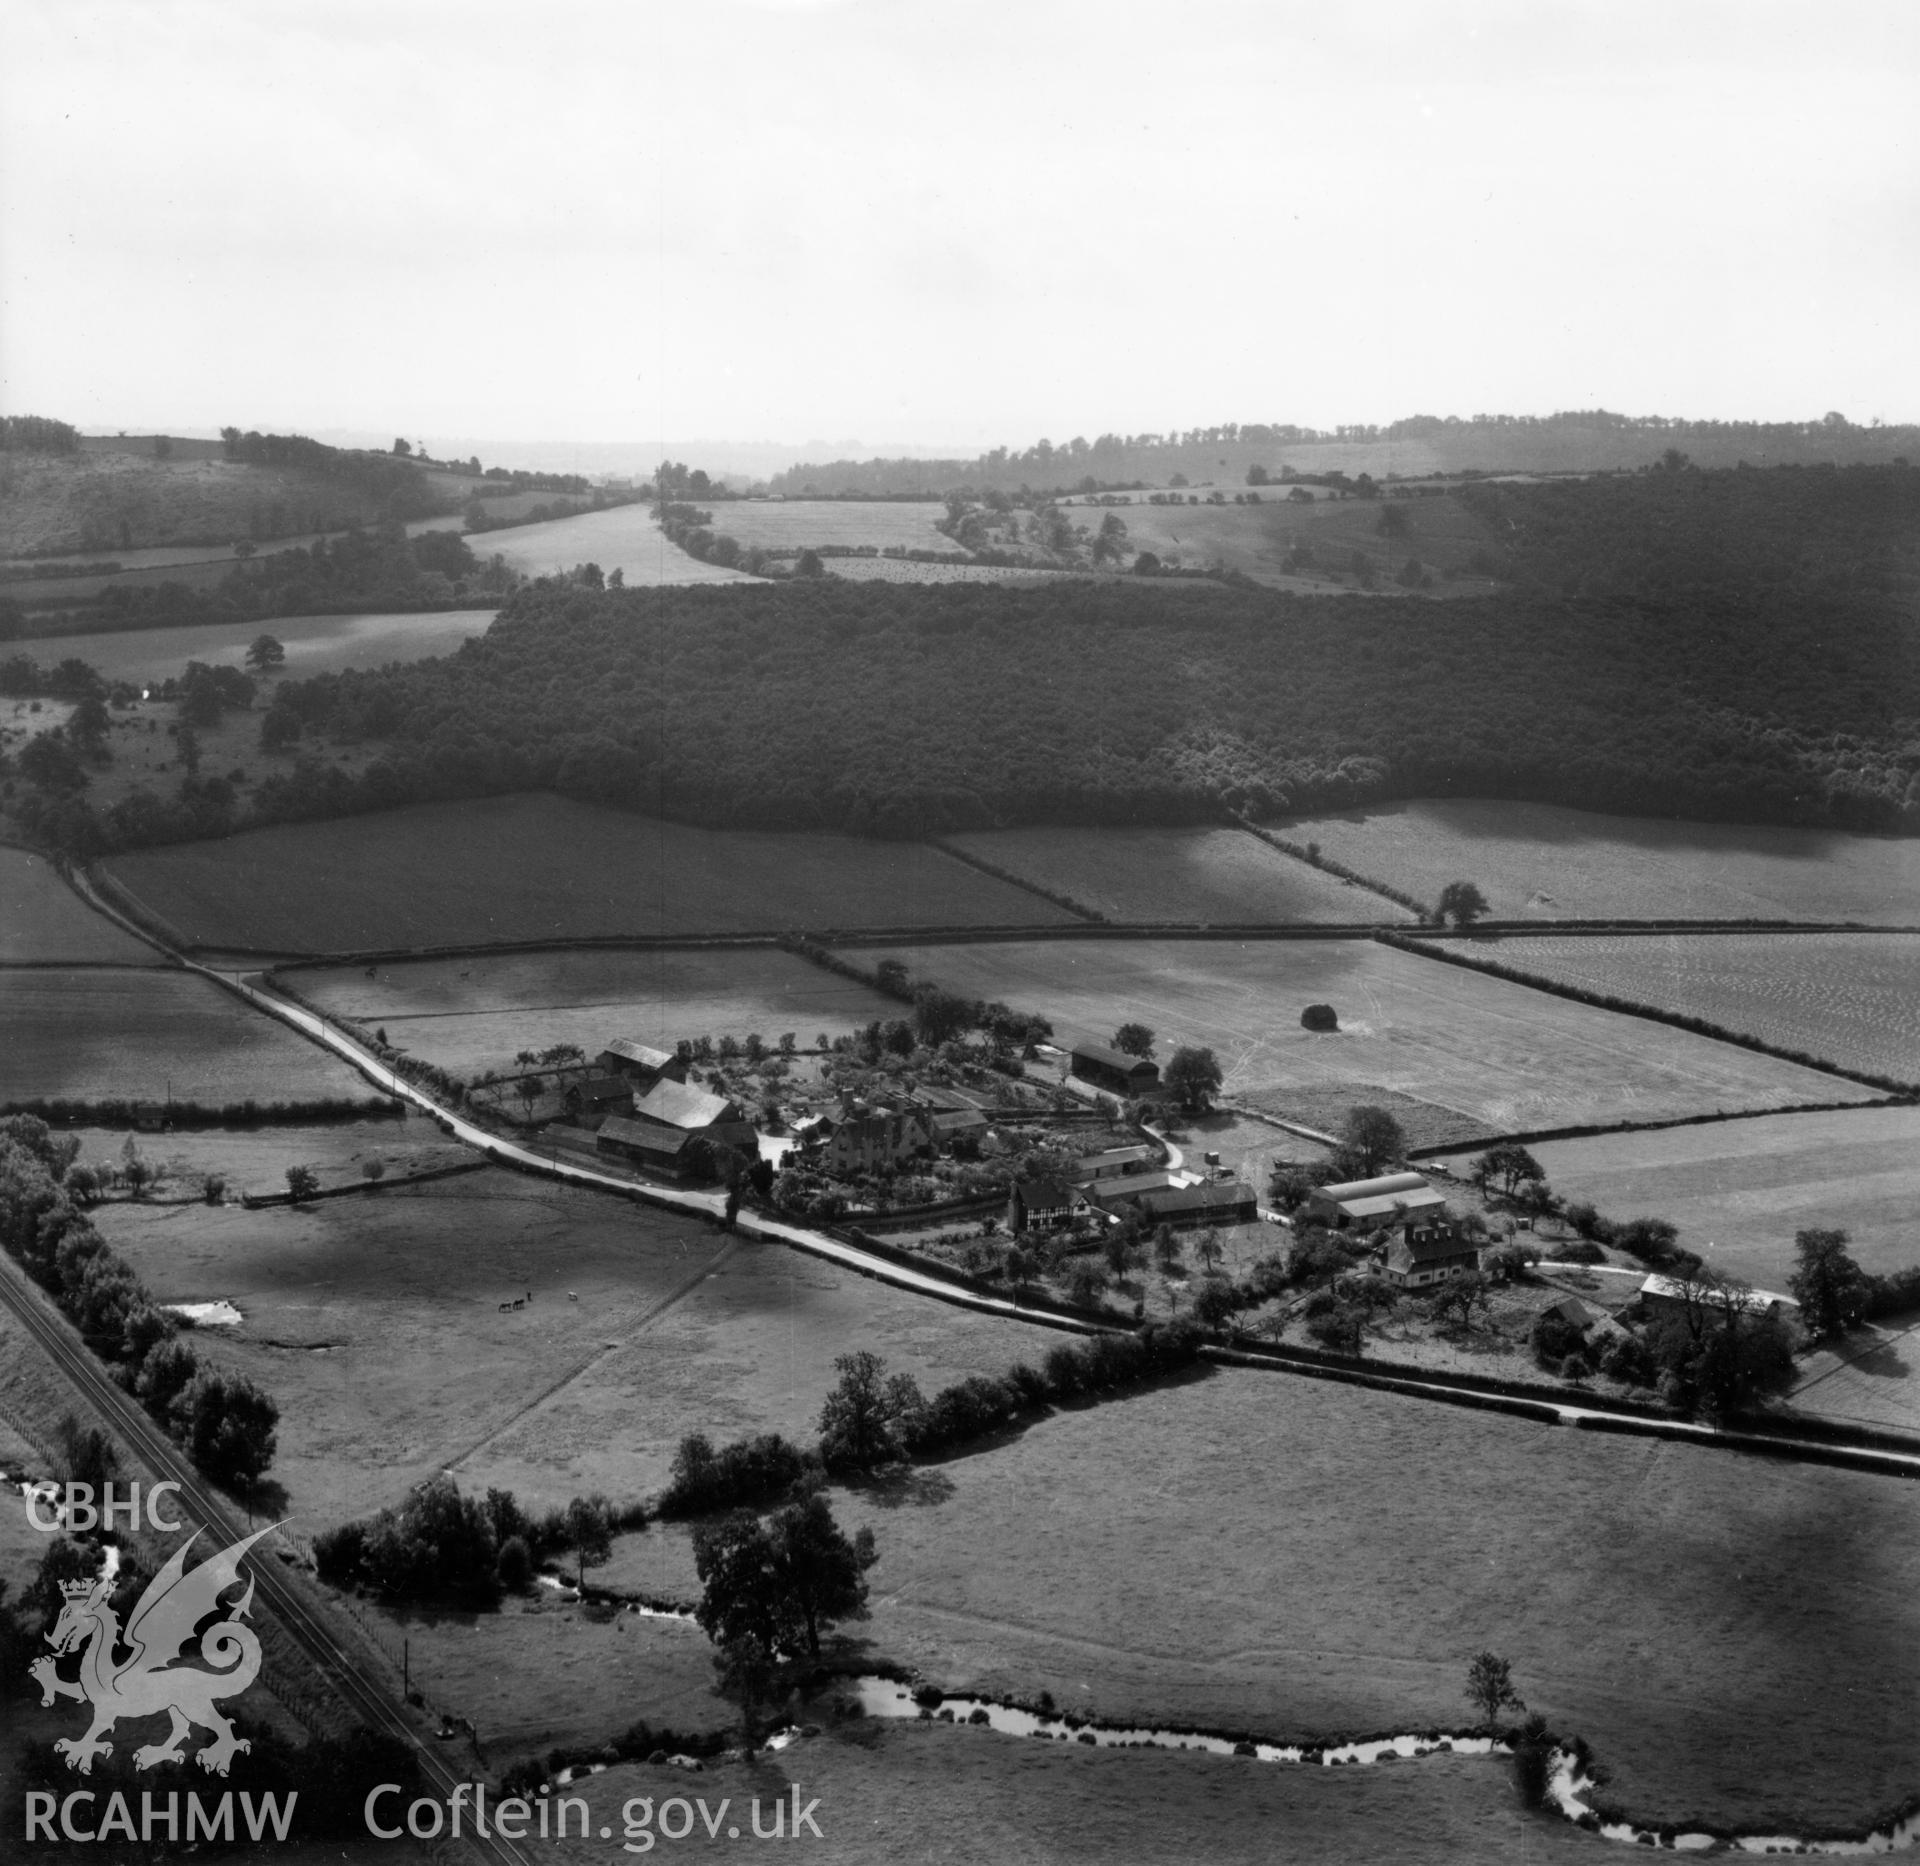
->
1312, 1172, 1447, 1219
1386, 1229, 1479, 1269
1137, 1181, 1255, 1218
633, 1078, 742, 1131
930, 1108, 989, 1134
1069, 1145, 1157, 1179
569, 1074, 632, 1102
598, 1115, 693, 1156
603, 1039, 678, 1071
1015, 1175, 1076, 1208
1086, 1171, 1178, 1202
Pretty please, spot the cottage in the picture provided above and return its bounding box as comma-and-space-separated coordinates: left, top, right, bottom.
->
1068, 1145, 1159, 1184
1068, 1044, 1162, 1097
596, 1116, 697, 1178
562, 1075, 634, 1124
1305, 1171, 1448, 1232
596, 1040, 690, 1092
1380, 1221, 1481, 1288
826, 1108, 934, 1175
1133, 1181, 1257, 1230
629, 1077, 759, 1155
1008, 1175, 1079, 1233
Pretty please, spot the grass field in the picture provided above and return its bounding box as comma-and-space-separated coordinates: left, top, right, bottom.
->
1790, 1312, 1920, 1440
469, 507, 762, 585
0, 967, 373, 1104
1449, 1104, 1920, 1291
1276, 799, 1920, 923
1468, 931, 1920, 1085
692, 500, 957, 554
290, 947, 901, 1076
97, 1160, 1051, 1528
946, 826, 1414, 924
0, 847, 158, 963
823, 556, 1075, 585
873, 938, 1877, 1134
100, 794, 1072, 954
26, 609, 497, 685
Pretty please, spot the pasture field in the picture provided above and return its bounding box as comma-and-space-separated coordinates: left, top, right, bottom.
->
96, 1163, 1049, 1527
1461, 1104, 1920, 1290
0, 846, 158, 962
691, 500, 957, 555
289, 946, 901, 1076
1790, 1313, 1920, 1439
466, 506, 761, 584
100, 794, 1071, 954
27, 608, 497, 685
824, 556, 1074, 585
810, 1370, 1920, 1834
0, 967, 372, 1104
946, 825, 1413, 924
875, 938, 1877, 1134
1276, 798, 1920, 923
538, 1727, 1599, 1866
1470, 930, 1920, 1085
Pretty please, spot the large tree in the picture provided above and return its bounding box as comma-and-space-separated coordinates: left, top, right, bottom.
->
1340, 1105, 1406, 1177
817, 1350, 924, 1472
1435, 880, 1490, 927
1472, 1142, 1546, 1201
1163, 1045, 1223, 1113
1789, 1227, 1869, 1340
563, 1493, 616, 1591
1464, 1653, 1525, 1730
1111, 1022, 1155, 1059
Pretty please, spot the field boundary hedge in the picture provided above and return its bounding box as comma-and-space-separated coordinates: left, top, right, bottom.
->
83, 864, 199, 956
1378, 928, 1920, 1094
240, 1159, 486, 1207
1235, 816, 1432, 920
0, 1094, 404, 1129
925, 838, 1107, 923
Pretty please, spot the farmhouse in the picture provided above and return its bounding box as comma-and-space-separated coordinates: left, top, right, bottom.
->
1380, 1221, 1481, 1289
1069, 1144, 1159, 1184
1133, 1181, 1258, 1229
826, 1108, 935, 1175
1008, 1175, 1079, 1233
595, 1116, 696, 1178
1305, 1171, 1448, 1232
629, 1078, 759, 1155
597, 1040, 690, 1093
1068, 1044, 1162, 1097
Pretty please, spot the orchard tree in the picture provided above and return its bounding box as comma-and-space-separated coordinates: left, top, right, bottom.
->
1163, 1045, 1223, 1112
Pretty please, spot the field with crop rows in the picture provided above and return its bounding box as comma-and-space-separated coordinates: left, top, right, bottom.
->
27, 608, 497, 686
0, 968, 372, 1103
871, 938, 1878, 1136
1277, 799, 1920, 923
1470, 931, 1920, 1084
101, 794, 1071, 954
0, 846, 158, 962
465, 505, 761, 584
694, 500, 957, 554
947, 826, 1413, 924
289, 946, 901, 1076
1457, 1103, 1920, 1290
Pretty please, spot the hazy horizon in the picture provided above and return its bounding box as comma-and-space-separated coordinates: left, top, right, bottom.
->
6, 0, 1918, 445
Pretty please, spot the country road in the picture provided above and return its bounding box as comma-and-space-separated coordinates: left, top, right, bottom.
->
0, 1248, 533, 1866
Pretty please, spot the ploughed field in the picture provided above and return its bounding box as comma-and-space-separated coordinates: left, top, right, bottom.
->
31, 608, 497, 685
946, 825, 1413, 924
611, 1371, 1920, 1836
1466, 1103, 1920, 1291
0, 846, 158, 963
872, 938, 1878, 1136
98, 794, 1071, 954
286, 947, 902, 1076
463, 506, 761, 584
1460, 930, 1920, 1085
0, 967, 371, 1104
1278, 799, 1920, 924
95, 1158, 1047, 1527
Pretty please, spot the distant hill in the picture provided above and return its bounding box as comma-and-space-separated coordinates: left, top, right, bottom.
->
765, 411, 1920, 497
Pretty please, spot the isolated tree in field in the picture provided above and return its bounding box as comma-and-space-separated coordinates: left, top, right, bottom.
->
1163, 1045, 1223, 1113
563, 1493, 616, 1591
1340, 1105, 1406, 1177
1789, 1228, 1869, 1340
1465, 1652, 1525, 1730
1112, 1022, 1155, 1059
285, 1164, 318, 1203
1473, 1143, 1546, 1201
1435, 880, 1490, 928
245, 634, 286, 673
818, 1350, 924, 1472
773, 1491, 878, 1656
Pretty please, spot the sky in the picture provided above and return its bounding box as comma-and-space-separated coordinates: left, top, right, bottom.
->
3, 0, 1917, 455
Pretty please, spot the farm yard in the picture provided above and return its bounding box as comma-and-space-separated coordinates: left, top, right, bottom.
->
0, 845, 158, 962
1276, 798, 1920, 924
462, 505, 760, 585
610, 1370, 1920, 1836
871, 937, 1879, 1137
1471, 1103, 1920, 1290
98, 793, 1072, 954
95, 1161, 1050, 1527
24, 607, 498, 685
0, 967, 373, 1104
1462, 930, 1920, 1085
285, 946, 903, 1077
945, 825, 1413, 924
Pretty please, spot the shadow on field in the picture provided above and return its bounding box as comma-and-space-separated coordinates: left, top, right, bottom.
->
852, 1467, 956, 1511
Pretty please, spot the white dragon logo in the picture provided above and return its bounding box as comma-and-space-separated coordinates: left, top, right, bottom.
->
30, 1525, 271, 1776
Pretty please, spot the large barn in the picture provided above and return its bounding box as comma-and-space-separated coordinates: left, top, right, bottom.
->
1068, 1043, 1161, 1097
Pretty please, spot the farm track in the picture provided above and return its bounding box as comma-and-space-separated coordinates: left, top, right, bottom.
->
0, 1247, 528, 1866
54, 862, 1920, 1485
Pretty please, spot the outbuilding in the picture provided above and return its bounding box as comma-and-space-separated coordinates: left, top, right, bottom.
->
596, 1041, 690, 1093
1068, 1044, 1162, 1097
1304, 1171, 1448, 1232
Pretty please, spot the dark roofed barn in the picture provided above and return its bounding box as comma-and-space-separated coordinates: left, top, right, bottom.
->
1069, 1044, 1161, 1097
